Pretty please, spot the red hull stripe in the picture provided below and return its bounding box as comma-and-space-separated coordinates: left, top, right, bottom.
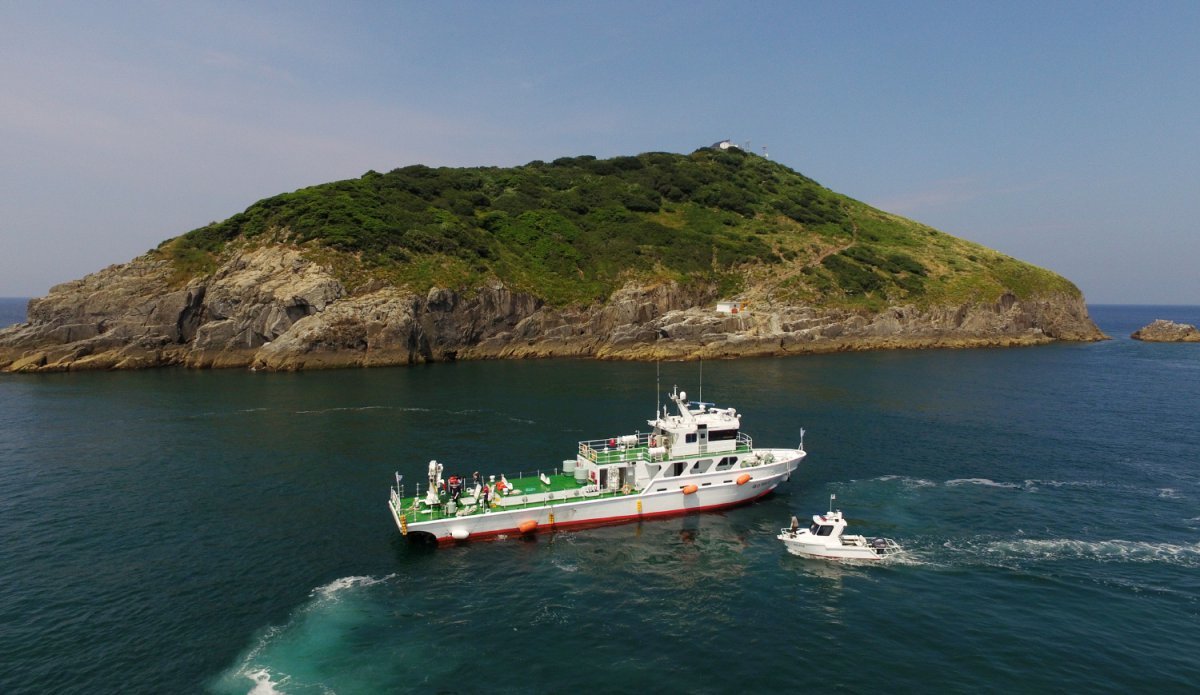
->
422, 487, 778, 544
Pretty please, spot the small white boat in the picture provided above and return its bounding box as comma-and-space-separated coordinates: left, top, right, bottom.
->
778, 495, 901, 561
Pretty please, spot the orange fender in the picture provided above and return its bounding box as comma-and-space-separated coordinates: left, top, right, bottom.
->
681, 484, 698, 495
518, 520, 538, 534
736, 473, 752, 486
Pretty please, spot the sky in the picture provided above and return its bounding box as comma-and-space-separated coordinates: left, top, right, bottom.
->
2, 1, 1198, 303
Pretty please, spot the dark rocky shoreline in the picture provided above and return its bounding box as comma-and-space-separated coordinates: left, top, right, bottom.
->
0, 246, 1108, 373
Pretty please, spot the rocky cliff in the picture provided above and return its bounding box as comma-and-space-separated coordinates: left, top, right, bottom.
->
0, 245, 1105, 373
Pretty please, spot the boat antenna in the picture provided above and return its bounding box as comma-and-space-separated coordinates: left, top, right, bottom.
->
828, 493, 836, 515
656, 360, 661, 421
698, 358, 703, 405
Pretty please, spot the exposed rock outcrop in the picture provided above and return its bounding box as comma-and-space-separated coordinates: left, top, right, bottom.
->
0, 246, 1107, 373
1131, 319, 1200, 342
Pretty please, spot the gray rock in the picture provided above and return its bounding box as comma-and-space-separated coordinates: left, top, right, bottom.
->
1131, 319, 1200, 342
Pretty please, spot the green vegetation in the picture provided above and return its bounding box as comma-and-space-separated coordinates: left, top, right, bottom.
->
162, 148, 1079, 308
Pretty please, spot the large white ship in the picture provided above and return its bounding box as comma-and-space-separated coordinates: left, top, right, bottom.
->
388, 386, 806, 543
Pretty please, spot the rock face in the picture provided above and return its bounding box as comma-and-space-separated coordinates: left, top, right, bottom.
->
1131, 319, 1200, 342
0, 246, 1107, 373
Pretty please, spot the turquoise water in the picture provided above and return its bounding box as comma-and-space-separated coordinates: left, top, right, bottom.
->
1, 305, 1198, 693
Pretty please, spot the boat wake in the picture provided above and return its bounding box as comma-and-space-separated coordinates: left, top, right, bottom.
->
871, 475, 1176, 497
209, 574, 397, 694
945, 477, 1023, 489
940, 537, 1200, 568
294, 405, 405, 414
313, 573, 395, 600
872, 475, 936, 488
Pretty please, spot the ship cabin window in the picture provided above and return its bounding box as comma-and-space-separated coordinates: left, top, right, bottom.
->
670, 461, 687, 477
685, 433, 697, 444
692, 458, 713, 473
813, 524, 834, 536
715, 456, 738, 471
644, 463, 661, 479
709, 429, 738, 442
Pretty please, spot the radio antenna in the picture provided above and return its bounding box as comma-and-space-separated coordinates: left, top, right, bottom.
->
655, 361, 661, 421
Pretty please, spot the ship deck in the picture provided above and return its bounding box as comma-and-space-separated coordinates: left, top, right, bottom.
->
393, 436, 757, 526
393, 471, 627, 525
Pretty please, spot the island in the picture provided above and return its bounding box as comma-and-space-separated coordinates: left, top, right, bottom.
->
0, 147, 1106, 373
1131, 320, 1200, 342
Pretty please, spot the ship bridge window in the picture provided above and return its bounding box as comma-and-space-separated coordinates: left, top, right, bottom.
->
715, 456, 738, 471
685, 433, 697, 444
815, 525, 834, 536
709, 429, 738, 442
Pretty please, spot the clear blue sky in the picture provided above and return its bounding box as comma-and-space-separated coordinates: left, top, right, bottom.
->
2, 1, 1197, 303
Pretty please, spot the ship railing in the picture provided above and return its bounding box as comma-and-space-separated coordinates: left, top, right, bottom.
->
578, 432, 658, 464
400, 483, 638, 521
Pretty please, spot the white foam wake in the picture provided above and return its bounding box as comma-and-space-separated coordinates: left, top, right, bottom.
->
981, 538, 1200, 567
873, 475, 937, 488
314, 573, 396, 601
244, 668, 284, 694
294, 405, 395, 414
945, 478, 1021, 489
213, 574, 398, 694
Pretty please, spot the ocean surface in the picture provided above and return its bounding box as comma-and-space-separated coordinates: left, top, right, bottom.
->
1, 304, 1198, 693
0, 297, 28, 328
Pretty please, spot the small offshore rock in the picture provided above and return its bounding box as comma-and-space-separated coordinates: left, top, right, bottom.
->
1131, 319, 1200, 342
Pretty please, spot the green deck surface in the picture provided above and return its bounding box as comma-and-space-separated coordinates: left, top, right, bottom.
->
396, 472, 611, 524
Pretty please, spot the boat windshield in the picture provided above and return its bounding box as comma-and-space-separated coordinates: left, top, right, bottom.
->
813, 525, 834, 536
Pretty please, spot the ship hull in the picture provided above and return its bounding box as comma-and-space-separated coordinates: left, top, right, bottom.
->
778, 541, 885, 561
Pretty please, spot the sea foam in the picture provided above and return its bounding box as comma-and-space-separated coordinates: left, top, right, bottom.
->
982, 538, 1200, 567
945, 478, 1021, 489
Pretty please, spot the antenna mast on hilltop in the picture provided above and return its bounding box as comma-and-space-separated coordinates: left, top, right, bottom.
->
762, 145, 769, 159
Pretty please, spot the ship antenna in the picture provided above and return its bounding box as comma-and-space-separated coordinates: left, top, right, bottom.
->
698, 358, 703, 405
655, 360, 661, 422
828, 493, 836, 515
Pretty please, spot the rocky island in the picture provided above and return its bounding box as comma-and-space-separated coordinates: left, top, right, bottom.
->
1131, 319, 1200, 342
0, 147, 1105, 373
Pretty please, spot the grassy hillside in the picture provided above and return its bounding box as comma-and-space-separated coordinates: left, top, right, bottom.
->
160, 148, 1078, 308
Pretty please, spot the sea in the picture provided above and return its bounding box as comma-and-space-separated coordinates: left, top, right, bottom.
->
0, 303, 1198, 694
